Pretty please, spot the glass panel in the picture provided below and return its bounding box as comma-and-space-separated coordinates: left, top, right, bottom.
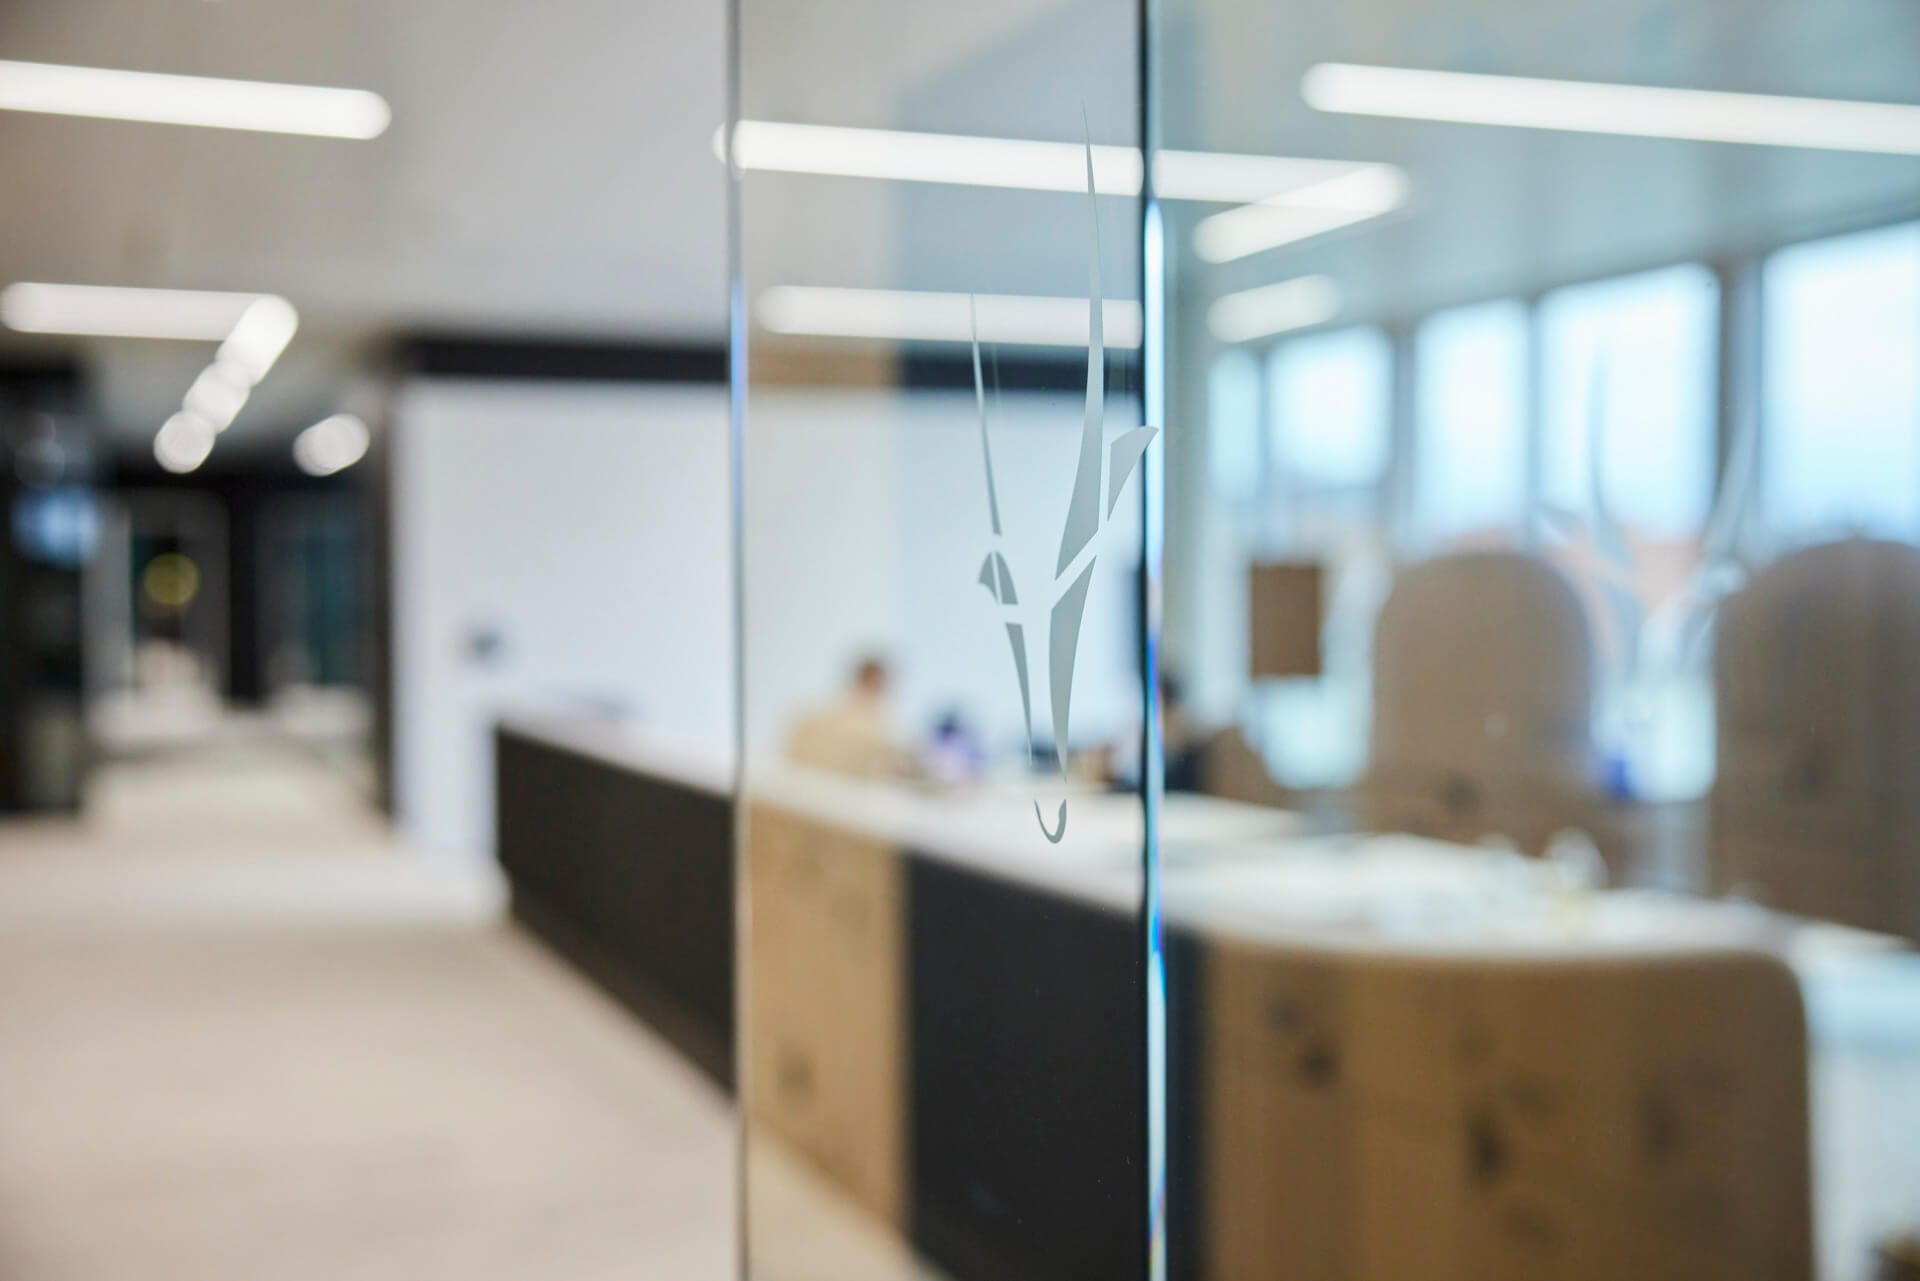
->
732, 5, 1151, 1280
1153, 2, 1920, 1280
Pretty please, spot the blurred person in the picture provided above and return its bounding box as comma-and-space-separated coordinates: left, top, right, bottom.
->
786, 654, 918, 779
1099, 672, 1208, 792
923, 706, 986, 785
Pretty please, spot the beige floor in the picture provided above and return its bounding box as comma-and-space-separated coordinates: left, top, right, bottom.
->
0, 736, 735, 1281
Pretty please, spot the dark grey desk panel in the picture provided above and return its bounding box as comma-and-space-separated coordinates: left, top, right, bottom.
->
495, 724, 734, 1088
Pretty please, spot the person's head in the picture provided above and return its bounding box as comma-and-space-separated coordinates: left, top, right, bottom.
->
1158, 670, 1187, 714
852, 654, 891, 701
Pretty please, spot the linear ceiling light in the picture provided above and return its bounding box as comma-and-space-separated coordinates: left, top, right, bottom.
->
293, 414, 371, 476
4, 281, 299, 470
722, 120, 1404, 206
216, 296, 300, 384
154, 412, 216, 474
1301, 62, 1920, 156
1207, 276, 1341, 344
757, 286, 1143, 349
1193, 167, 1409, 263
0, 59, 390, 139
1, 282, 263, 340
183, 364, 249, 430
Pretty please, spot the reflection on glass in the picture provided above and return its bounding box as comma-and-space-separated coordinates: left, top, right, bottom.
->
1540, 263, 1718, 539
735, 4, 1150, 1280
1155, 0, 1920, 1278
1537, 264, 1720, 803
1207, 349, 1262, 507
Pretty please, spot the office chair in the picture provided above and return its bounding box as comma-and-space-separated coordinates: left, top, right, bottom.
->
1712, 537, 1920, 940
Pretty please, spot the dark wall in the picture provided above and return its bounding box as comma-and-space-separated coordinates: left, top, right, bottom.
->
495, 725, 736, 1087
106, 454, 363, 706
0, 360, 88, 814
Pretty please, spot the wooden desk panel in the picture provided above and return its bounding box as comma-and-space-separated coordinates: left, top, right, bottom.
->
1199, 940, 1811, 1281
745, 802, 906, 1230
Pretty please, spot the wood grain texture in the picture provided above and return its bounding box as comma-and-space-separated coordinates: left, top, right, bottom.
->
1201, 940, 1812, 1281
745, 801, 907, 1230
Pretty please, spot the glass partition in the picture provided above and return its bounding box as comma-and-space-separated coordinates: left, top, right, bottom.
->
731, 4, 1155, 1278
1152, 2, 1920, 1280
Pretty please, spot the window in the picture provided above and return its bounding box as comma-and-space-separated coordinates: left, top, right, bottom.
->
1413, 300, 1529, 547
1255, 326, 1394, 788
1762, 221, 1920, 544
1207, 349, 1263, 506
1266, 326, 1391, 492
1538, 266, 1719, 802
1540, 265, 1717, 539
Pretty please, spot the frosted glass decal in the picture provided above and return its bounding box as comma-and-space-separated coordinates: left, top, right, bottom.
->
972, 136, 1156, 844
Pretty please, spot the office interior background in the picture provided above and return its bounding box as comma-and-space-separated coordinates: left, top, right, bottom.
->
0, 0, 1917, 1278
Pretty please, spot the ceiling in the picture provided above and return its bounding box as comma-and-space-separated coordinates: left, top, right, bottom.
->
0, 0, 731, 442
6, 0, 1918, 444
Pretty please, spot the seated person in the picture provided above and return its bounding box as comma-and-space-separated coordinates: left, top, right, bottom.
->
785, 655, 919, 780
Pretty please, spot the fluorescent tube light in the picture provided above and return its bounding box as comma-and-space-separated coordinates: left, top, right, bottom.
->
1, 282, 262, 340
292, 414, 371, 476
1193, 167, 1410, 262
1301, 62, 1920, 156
757, 286, 1143, 349
217, 296, 300, 383
0, 59, 390, 139
154, 412, 216, 474
728, 121, 1142, 194
722, 120, 1406, 207
184, 364, 250, 431
1208, 276, 1341, 343
1155, 151, 1368, 204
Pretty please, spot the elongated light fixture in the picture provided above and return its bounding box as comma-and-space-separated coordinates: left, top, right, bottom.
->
4, 283, 301, 472
721, 120, 1404, 207
0, 59, 390, 139
757, 285, 1142, 349
293, 414, 371, 476
154, 412, 216, 474
1194, 167, 1410, 263
1301, 62, 1920, 156
1, 282, 261, 340
1208, 276, 1341, 343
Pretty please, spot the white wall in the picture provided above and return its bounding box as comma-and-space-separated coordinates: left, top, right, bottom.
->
742, 386, 1145, 766
392, 378, 733, 858
391, 376, 1146, 860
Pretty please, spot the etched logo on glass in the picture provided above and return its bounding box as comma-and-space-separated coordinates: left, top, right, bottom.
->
972, 139, 1156, 844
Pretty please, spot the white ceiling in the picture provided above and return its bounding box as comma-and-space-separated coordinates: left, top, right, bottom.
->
0, 0, 731, 440
7, 0, 1917, 443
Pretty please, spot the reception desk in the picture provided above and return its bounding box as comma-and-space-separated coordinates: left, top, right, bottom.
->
496, 717, 1904, 1281
495, 718, 735, 1086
